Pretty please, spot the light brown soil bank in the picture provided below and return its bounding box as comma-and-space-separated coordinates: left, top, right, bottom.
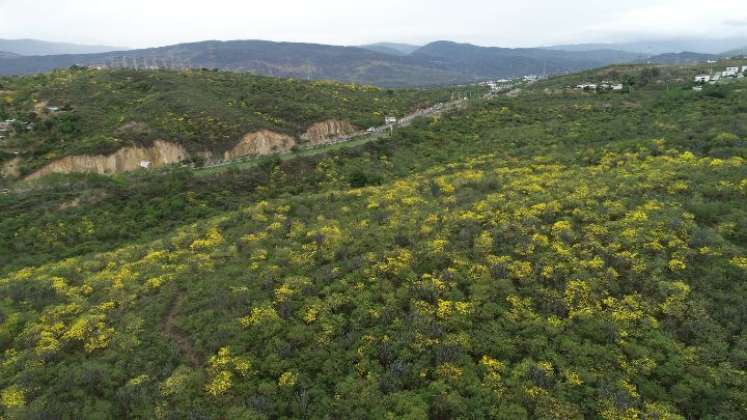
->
22, 120, 350, 180
224, 130, 296, 160
26, 140, 189, 180
300, 120, 356, 144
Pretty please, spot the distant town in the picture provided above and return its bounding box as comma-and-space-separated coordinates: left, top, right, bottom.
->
693, 65, 747, 90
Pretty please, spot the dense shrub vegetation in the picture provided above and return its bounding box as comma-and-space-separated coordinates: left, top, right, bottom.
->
1, 66, 746, 418
0, 68, 468, 173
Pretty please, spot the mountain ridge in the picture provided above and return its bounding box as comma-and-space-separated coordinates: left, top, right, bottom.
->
0, 39, 651, 87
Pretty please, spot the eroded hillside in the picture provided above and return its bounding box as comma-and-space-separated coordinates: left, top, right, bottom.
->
0, 68, 470, 179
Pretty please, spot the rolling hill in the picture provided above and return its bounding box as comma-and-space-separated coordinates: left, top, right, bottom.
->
0, 63, 745, 418
0, 39, 646, 87
412, 41, 645, 78
642, 51, 720, 65
360, 43, 422, 56
0, 68, 466, 178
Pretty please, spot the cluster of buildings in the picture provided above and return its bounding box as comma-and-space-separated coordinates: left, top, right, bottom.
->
479, 79, 513, 92
0, 106, 63, 141
575, 81, 625, 92
477, 75, 544, 91
523, 74, 545, 82
694, 66, 747, 85
0, 118, 37, 141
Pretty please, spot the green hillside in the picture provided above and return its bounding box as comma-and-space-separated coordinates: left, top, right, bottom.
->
0, 68, 464, 176
1, 66, 746, 419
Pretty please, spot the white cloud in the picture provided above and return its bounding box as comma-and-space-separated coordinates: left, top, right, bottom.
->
0, 0, 746, 48
576, 0, 747, 40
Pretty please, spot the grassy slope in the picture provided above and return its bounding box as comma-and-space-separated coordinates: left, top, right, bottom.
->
0, 67, 746, 418
0, 68, 468, 175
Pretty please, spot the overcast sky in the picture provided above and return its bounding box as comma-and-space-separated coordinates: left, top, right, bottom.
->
1, 0, 747, 48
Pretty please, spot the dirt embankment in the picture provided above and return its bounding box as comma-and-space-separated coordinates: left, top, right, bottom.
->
22, 119, 356, 180
300, 119, 356, 145
224, 130, 296, 160
26, 140, 189, 180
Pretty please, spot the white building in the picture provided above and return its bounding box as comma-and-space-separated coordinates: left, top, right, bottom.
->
742, 65, 747, 73
384, 117, 397, 125
611, 84, 624, 91
482, 81, 501, 91
723, 67, 740, 77
576, 83, 598, 90
139, 161, 152, 169
694, 74, 711, 83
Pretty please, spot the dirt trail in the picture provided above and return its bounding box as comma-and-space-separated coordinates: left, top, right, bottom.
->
162, 292, 201, 368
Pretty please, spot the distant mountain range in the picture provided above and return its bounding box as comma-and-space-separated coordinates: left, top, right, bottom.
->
0, 39, 648, 87
0, 38, 744, 87
0, 40, 464, 87
722, 46, 747, 57
0, 39, 124, 56
411, 41, 644, 77
548, 37, 747, 55
642, 52, 720, 65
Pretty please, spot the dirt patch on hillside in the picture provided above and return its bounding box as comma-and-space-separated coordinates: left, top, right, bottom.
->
224, 130, 296, 160
301, 120, 356, 144
26, 140, 189, 180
